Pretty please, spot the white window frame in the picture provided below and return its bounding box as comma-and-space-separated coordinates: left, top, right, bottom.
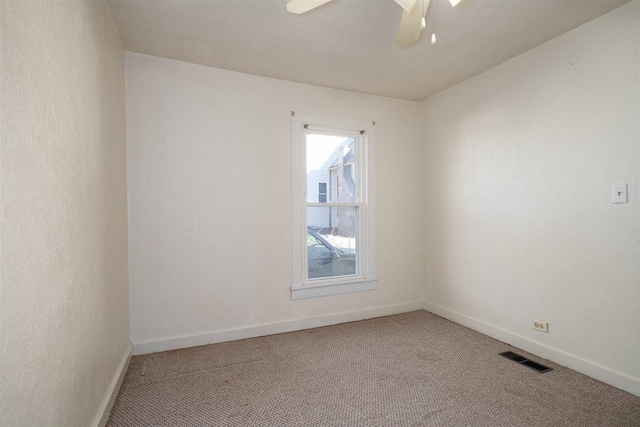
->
291, 112, 377, 300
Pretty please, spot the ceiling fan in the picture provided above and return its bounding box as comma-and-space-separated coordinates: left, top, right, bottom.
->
286, 0, 463, 46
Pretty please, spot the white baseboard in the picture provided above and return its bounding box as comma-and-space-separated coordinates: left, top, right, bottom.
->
133, 301, 423, 355
422, 300, 640, 397
93, 344, 133, 427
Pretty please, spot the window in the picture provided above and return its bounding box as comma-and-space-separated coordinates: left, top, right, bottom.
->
318, 182, 327, 203
291, 112, 377, 299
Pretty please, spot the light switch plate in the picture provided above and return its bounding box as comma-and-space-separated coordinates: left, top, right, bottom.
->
612, 184, 628, 204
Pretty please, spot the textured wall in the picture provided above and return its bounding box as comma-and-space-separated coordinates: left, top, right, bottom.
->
125, 53, 423, 351
0, 1, 130, 425
422, 1, 639, 394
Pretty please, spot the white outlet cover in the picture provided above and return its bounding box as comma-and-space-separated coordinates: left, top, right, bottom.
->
612, 184, 628, 204
532, 320, 549, 333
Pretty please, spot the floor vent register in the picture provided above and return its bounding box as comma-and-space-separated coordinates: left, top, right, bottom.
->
500, 351, 553, 373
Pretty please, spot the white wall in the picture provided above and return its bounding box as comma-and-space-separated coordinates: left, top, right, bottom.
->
0, 1, 130, 425
422, 1, 639, 395
126, 53, 424, 353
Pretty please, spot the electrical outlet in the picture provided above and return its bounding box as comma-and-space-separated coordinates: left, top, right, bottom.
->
532, 320, 549, 333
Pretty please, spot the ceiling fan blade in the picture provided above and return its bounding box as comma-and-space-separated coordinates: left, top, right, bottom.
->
286, 0, 333, 14
396, 0, 431, 46
394, 0, 418, 13
449, 0, 462, 6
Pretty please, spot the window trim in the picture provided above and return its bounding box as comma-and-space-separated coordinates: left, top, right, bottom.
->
291, 112, 377, 300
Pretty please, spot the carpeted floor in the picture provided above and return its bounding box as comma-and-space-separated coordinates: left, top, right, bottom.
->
107, 311, 640, 426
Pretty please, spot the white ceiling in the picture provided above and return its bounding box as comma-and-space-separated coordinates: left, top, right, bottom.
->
106, 0, 629, 101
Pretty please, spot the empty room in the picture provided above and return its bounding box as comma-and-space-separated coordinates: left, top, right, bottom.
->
1, 0, 639, 425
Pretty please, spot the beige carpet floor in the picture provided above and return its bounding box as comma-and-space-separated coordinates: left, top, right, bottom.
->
107, 311, 640, 426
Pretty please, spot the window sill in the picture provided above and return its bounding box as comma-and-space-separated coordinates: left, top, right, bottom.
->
291, 277, 377, 300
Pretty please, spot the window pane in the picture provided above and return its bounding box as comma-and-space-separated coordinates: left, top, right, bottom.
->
318, 182, 327, 202
307, 206, 358, 280
306, 134, 357, 203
